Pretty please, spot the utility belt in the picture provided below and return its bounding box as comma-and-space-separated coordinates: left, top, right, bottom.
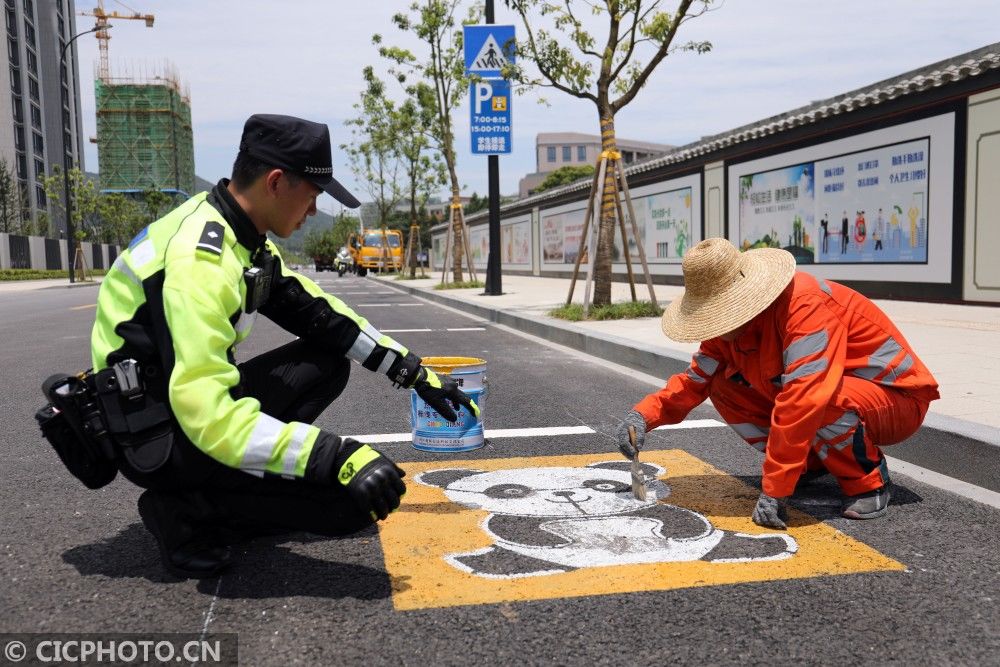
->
35, 359, 175, 490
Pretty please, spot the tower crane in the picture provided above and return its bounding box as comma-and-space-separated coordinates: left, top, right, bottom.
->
78, 0, 154, 82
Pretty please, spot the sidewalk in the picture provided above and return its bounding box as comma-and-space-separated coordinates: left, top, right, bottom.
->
375, 272, 1000, 442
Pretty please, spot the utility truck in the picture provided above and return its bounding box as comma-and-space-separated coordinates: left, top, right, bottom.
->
347, 229, 403, 276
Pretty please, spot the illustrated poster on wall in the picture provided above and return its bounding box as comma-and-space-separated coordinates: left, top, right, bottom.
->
814, 138, 928, 263
432, 236, 444, 268
541, 209, 586, 264
737, 137, 929, 264
502, 220, 531, 265
469, 226, 490, 267
613, 187, 693, 263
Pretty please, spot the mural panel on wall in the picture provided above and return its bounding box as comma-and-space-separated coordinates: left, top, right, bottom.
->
738, 137, 932, 265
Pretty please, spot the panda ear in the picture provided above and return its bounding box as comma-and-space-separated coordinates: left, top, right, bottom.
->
414, 468, 484, 488
588, 460, 666, 476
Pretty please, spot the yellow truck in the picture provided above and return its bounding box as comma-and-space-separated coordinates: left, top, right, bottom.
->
347, 229, 403, 276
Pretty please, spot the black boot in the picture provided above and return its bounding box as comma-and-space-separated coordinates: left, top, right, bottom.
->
137, 490, 233, 579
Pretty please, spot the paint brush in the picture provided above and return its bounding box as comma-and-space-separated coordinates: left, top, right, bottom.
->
628, 425, 646, 500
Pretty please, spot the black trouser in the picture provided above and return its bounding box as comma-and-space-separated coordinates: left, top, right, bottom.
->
121, 339, 372, 538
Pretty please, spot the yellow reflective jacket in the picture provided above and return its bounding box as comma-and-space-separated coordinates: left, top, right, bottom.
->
91, 182, 417, 478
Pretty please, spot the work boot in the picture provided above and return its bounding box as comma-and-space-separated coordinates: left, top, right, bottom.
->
137, 490, 233, 579
841, 485, 891, 520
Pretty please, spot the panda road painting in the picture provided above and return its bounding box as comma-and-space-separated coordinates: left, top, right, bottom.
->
379, 451, 905, 610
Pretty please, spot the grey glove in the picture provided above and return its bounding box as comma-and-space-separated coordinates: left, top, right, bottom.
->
752, 492, 788, 530
615, 410, 647, 460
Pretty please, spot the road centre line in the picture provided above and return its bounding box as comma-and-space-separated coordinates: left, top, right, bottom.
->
351, 421, 722, 443
387, 286, 1000, 508
70, 303, 97, 310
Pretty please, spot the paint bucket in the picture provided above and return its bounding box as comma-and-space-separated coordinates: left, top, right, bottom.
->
411, 356, 487, 452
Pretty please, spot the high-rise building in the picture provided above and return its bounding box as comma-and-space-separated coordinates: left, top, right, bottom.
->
0, 0, 85, 234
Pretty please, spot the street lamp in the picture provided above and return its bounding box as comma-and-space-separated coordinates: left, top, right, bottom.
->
60, 23, 109, 283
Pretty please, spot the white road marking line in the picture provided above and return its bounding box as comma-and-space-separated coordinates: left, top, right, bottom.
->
351, 421, 718, 443
355, 303, 421, 307
884, 455, 1000, 510
654, 419, 725, 430
351, 425, 592, 443
379, 327, 485, 333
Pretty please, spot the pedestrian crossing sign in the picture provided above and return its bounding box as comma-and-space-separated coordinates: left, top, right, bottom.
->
464, 24, 516, 78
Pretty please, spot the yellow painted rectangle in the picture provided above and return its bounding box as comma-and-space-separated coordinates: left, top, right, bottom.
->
379, 451, 905, 610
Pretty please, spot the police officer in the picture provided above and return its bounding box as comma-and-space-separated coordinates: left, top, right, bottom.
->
91, 114, 479, 579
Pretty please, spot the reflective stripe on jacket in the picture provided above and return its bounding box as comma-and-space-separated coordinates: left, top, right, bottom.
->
91, 185, 412, 478
634, 272, 939, 497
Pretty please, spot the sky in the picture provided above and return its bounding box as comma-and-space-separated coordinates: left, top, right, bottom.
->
71, 1, 1000, 217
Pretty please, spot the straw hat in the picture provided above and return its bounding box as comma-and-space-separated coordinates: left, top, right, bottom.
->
661, 238, 796, 342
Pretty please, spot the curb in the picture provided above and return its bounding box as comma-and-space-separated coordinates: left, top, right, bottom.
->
380, 277, 1000, 450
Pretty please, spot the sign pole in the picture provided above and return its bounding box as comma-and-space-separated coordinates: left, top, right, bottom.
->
465, 12, 513, 296
484, 0, 502, 295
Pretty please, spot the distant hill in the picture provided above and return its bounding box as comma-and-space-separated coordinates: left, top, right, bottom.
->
84, 172, 335, 253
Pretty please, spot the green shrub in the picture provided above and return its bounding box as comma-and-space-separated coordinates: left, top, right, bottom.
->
549, 300, 663, 321
434, 280, 484, 290
0, 269, 108, 281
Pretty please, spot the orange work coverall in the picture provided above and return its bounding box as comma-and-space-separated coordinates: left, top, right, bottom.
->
635, 273, 940, 498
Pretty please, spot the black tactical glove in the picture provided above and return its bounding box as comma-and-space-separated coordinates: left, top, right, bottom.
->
307, 434, 406, 521
413, 367, 480, 423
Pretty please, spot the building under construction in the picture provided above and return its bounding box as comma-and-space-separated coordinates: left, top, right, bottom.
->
95, 63, 194, 196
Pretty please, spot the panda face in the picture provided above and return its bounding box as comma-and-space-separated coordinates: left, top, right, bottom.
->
432, 465, 670, 518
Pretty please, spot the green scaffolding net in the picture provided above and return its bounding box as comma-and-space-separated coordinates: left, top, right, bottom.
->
95, 76, 195, 196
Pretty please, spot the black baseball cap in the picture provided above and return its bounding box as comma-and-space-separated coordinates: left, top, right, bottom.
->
238, 114, 360, 208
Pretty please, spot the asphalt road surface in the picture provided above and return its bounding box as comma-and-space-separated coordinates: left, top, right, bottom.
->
2, 271, 998, 666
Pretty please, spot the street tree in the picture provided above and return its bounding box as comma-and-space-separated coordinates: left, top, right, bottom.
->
303, 227, 341, 265
40, 166, 101, 241
342, 66, 404, 231
142, 188, 173, 224
0, 157, 22, 234
376, 0, 481, 282
396, 86, 447, 276
505, 0, 714, 306
97, 192, 144, 245
533, 164, 596, 194
330, 212, 362, 250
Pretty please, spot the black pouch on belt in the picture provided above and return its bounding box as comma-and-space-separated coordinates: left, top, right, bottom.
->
94, 360, 174, 474
36, 372, 118, 489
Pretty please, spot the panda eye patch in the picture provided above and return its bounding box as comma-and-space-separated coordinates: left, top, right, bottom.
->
484, 484, 533, 499
584, 479, 631, 493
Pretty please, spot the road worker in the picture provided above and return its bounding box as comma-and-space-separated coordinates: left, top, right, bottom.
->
89, 114, 478, 578
616, 238, 939, 528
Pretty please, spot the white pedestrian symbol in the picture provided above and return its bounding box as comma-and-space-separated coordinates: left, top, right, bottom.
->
470, 33, 509, 71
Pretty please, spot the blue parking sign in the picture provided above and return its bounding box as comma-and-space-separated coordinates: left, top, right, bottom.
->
470, 79, 512, 155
